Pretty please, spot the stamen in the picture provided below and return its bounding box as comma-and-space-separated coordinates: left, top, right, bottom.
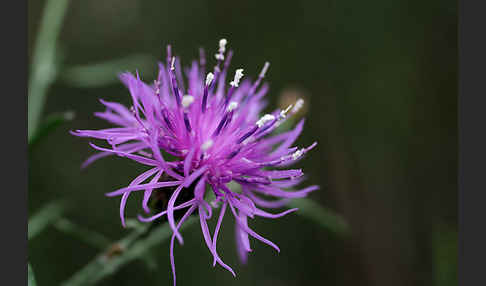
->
223, 69, 244, 107
169, 56, 181, 107
262, 105, 293, 134
292, 98, 304, 113
162, 109, 174, 131
259, 62, 270, 78
219, 39, 227, 53
279, 104, 293, 119
212, 113, 230, 137
215, 38, 227, 60
237, 114, 276, 144
227, 101, 238, 112
247, 62, 270, 99
230, 69, 244, 87
183, 112, 192, 133
206, 72, 214, 86
213, 104, 237, 137
227, 147, 241, 159
201, 139, 214, 151
182, 95, 194, 108
237, 126, 258, 144
256, 114, 275, 128
292, 149, 304, 160
223, 112, 234, 130
202, 72, 214, 113
170, 57, 176, 71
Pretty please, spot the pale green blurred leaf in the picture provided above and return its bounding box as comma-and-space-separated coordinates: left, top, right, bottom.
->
28, 200, 68, 240
28, 0, 70, 141
289, 198, 349, 236
28, 263, 37, 286
227, 181, 348, 235
61, 54, 157, 88
61, 217, 197, 286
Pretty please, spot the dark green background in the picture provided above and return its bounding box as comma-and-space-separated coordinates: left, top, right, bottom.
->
28, 0, 457, 285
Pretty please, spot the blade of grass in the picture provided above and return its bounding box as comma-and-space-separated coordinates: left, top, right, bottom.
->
28, 200, 68, 240
28, 263, 37, 286
228, 181, 348, 236
28, 0, 70, 141
289, 198, 349, 236
61, 54, 157, 88
61, 217, 197, 286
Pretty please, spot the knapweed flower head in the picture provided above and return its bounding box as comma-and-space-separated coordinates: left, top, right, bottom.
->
72, 39, 318, 285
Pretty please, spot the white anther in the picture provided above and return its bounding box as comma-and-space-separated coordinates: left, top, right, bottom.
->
181, 95, 194, 108
230, 69, 244, 87
259, 62, 270, 78
206, 72, 214, 86
279, 104, 293, 119
227, 101, 238, 112
292, 149, 304, 160
292, 98, 304, 113
170, 57, 176, 71
256, 114, 275, 127
219, 38, 227, 53
215, 38, 228, 61
201, 139, 214, 151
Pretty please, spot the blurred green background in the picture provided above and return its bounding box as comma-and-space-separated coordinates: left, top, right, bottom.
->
28, 0, 457, 285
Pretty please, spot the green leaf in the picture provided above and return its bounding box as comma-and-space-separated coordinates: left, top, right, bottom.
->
226, 182, 348, 235
28, 263, 37, 286
28, 200, 68, 240
61, 54, 157, 88
289, 198, 349, 237
61, 218, 197, 286
28, 111, 75, 147
28, 0, 70, 141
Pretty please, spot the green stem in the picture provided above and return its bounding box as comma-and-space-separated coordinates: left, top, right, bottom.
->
61, 218, 197, 286
53, 218, 111, 250
28, 263, 37, 286
28, 0, 70, 141
28, 200, 68, 240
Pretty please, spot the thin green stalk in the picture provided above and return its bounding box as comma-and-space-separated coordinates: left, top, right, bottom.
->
61, 218, 197, 286
289, 198, 350, 237
28, 0, 70, 141
28, 200, 68, 240
53, 218, 111, 250
28, 263, 37, 286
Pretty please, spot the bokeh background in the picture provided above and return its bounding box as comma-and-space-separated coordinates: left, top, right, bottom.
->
28, 0, 457, 285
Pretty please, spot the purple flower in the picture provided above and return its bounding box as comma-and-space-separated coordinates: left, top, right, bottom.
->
72, 39, 318, 285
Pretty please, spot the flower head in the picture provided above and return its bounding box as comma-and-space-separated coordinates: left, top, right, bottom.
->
72, 39, 318, 285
